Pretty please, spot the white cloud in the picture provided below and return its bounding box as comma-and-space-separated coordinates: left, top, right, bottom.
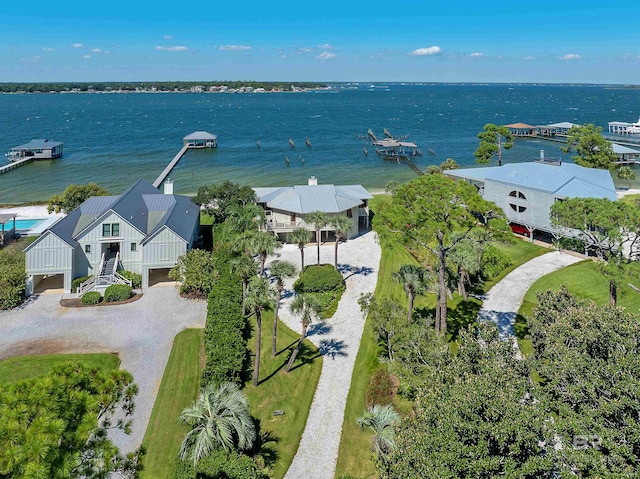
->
155, 45, 189, 52
164, 35, 173, 40
410, 46, 441, 56
219, 44, 251, 51
91, 48, 102, 53
297, 48, 313, 55
316, 52, 336, 60
560, 53, 581, 61
21, 55, 41, 63
470, 52, 484, 57
280, 54, 287, 59
318, 43, 336, 50
522, 56, 535, 61
71, 43, 84, 49
42, 47, 55, 52
83, 55, 91, 59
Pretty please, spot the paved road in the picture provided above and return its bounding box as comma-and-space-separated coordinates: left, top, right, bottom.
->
265, 231, 382, 479
0, 287, 206, 453
478, 250, 583, 338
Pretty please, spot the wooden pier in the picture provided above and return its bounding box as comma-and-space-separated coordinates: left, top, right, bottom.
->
0, 156, 36, 176
153, 145, 189, 188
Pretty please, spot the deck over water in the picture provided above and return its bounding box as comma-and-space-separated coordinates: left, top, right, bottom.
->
0, 156, 35, 175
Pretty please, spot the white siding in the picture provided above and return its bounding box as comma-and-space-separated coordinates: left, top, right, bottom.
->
143, 228, 187, 267
75, 212, 144, 272
26, 232, 73, 274
484, 181, 556, 231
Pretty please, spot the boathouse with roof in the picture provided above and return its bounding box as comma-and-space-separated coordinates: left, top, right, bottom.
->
24, 179, 200, 295
183, 131, 217, 148
253, 176, 373, 242
10, 139, 63, 159
444, 159, 617, 238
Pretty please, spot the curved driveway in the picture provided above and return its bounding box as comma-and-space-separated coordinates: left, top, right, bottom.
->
0, 287, 206, 453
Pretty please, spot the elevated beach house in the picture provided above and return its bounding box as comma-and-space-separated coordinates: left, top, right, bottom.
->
444, 157, 617, 238
254, 177, 373, 242
24, 179, 199, 295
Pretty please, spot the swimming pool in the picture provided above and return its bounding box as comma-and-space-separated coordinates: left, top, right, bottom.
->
11, 218, 45, 230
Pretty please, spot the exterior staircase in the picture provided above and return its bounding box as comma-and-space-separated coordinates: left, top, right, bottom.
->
76, 251, 132, 297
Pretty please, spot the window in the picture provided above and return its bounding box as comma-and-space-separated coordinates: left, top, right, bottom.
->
85, 244, 91, 253
130, 242, 137, 252
508, 190, 527, 199
346, 209, 353, 218
102, 223, 121, 237
509, 204, 527, 213
508, 190, 527, 213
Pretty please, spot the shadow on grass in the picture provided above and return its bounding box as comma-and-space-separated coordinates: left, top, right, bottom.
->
249, 426, 280, 469
447, 300, 482, 341
286, 342, 322, 374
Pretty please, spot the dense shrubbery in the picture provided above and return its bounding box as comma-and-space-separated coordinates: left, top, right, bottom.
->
0, 243, 26, 310
104, 284, 133, 302
554, 236, 586, 254
119, 270, 142, 289
81, 291, 102, 305
480, 244, 512, 278
294, 264, 344, 293
71, 275, 92, 293
173, 449, 268, 479
201, 270, 246, 387
169, 249, 217, 298
365, 369, 396, 408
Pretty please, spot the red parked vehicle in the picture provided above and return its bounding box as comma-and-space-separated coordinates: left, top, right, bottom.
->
510, 223, 530, 237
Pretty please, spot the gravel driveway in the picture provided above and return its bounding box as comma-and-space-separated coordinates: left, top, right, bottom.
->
265, 231, 381, 479
478, 250, 583, 338
0, 287, 206, 453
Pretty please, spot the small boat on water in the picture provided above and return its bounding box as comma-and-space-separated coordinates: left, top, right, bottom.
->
629, 118, 640, 134
305, 137, 311, 148
257, 139, 261, 149
289, 138, 295, 148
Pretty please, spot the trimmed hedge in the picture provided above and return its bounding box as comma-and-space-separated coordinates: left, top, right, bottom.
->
173, 449, 268, 479
81, 291, 102, 305
201, 271, 246, 387
71, 275, 92, 293
119, 270, 142, 289
104, 284, 133, 302
481, 244, 512, 279
294, 264, 344, 293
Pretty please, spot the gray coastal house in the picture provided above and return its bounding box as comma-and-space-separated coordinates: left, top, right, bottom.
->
254, 177, 373, 242
25, 179, 200, 295
444, 159, 617, 237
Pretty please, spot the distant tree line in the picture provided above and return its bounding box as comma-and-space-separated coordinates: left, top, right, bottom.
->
0, 81, 327, 93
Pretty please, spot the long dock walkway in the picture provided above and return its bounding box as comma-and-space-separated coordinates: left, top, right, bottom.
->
153, 145, 188, 188
0, 156, 35, 175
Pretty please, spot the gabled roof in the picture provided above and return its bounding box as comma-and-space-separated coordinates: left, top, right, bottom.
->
13, 139, 63, 150
445, 161, 617, 201
254, 184, 373, 214
35, 179, 199, 248
545, 122, 577, 129
611, 143, 640, 155
505, 122, 536, 129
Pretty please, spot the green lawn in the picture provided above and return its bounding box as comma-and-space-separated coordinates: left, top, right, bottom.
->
335, 195, 548, 479
619, 193, 640, 206
245, 311, 323, 479
516, 260, 640, 356
0, 353, 120, 384
141, 329, 204, 479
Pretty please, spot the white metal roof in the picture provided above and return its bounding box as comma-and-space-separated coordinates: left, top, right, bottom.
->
545, 122, 577, 129
12, 139, 63, 150
183, 131, 217, 140
611, 143, 640, 154
254, 184, 372, 214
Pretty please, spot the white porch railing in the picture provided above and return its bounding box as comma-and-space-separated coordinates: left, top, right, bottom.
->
77, 275, 96, 297
76, 251, 131, 297
263, 221, 304, 232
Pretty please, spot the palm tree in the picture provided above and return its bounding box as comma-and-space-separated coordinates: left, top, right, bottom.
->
356, 404, 401, 458
331, 215, 353, 269
226, 203, 265, 233
248, 231, 280, 277
618, 165, 636, 189
179, 382, 256, 465
230, 255, 258, 316
269, 260, 297, 357
289, 228, 312, 271
285, 294, 321, 373
440, 157, 459, 171
392, 264, 433, 323
306, 211, 328, 265
245, 276, 274, 386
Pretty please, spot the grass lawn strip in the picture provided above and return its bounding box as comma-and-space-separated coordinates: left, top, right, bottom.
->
0, 353, 120, 384
140, 329, 204, 479
245, 311, 323, 479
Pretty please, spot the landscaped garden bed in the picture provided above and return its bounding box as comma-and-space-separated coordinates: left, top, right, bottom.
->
60, 293, 142, 308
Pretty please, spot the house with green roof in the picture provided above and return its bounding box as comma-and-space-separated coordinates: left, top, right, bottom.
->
444, 159, 617, 237
24, 179, 200, 295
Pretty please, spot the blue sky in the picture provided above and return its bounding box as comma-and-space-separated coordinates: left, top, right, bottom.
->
2, 0, 639, 83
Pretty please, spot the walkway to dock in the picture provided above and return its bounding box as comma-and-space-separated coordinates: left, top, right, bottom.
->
0, 156, 35, 175
153, 145, 188, 188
